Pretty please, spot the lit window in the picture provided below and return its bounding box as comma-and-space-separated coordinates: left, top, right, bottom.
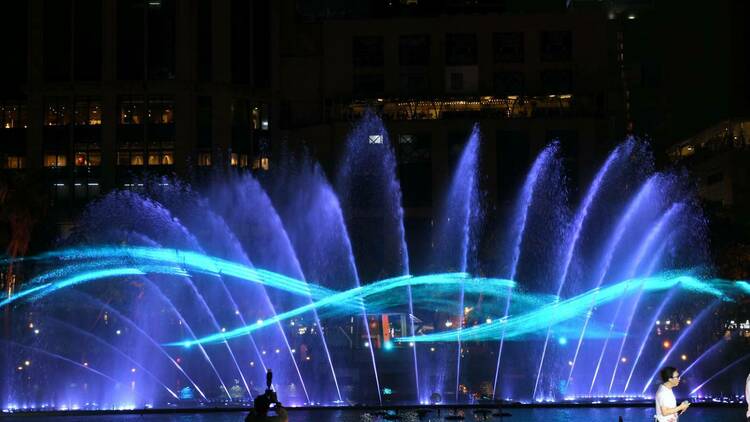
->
44, 98, 71, 126
5, 156, 25, 169
44, 154, 67, 167
161, 152, 173, 165
250, 104, 269, 130
197, 152, 211, 166
368, 135, 383, 144
231, 153, 239, 166
74, 98, 102, 125
240, 154, 249, 168
0, 103, 27, 129
131, 154, 144, 166
148, 153, 161, 166
148, 98, 175, 124
119, 97, 145, 124
260, 157, 269, 170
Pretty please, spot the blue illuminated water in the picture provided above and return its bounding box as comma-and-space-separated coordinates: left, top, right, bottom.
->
1, 113, 748, 410
0, 407, 745, 422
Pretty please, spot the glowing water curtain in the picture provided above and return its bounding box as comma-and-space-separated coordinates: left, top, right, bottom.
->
2, 246, 748, 348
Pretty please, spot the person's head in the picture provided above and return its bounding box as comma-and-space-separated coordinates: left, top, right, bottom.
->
659, 366, 681, 387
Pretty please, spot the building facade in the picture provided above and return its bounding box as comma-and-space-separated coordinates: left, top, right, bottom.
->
0, 0, 276, 214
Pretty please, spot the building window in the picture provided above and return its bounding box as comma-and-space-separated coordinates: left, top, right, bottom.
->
4, 156, 25, 169
117, 142, 145, 166
252, 156, 268, 170
197, 96, 212, 147
120, 97, 145, 124
147, 98, 174, 124
251, 104, 269, 130
147, 139, 174, 165
353, 36, 384, 67
74, 142, 101, 167
541, 69, 573, 93
197, 152, 212, 166
43, 0, 72, 82
117, 0, 176, 80
493, 71, 525, 95
74, 181, 100, 200
148, 151, 173, 165
0, 3, 28, 84
230, 0, 250, 83
493, 32, 524, 63
44, 154, 68, 167
541, 30, 572, 62
353, 74, 385, 96
450, 73, 464, 90
399, 72, 429, 95
399, 34, 429, 66
196, 0, 212, 81
0, 103, 27, 129
445, 33, 477, 66
45, 97, 71, 126
74, 98, 102, 125
147, 0, 176, 80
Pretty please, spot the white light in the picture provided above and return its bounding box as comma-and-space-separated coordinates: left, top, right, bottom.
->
364, 342, 370, 348
24, 360, 30, 366
291, 349, 296, 353
368, 135, 383, 144
250, 361, 255, 366
221, 327, 226, 333
430, 347, 436, 352
33, 329, 39, 335
655, 320, 660, 325
486, 318, 493, 324
116, 330, 122, 335
445, 320, 453, 328
275, 349, 280, 354
256, 319, 263, 325
627, 14, 636, 20
234, 310, 240, 315
262, 350, 267, 355
131, 368, 136, 373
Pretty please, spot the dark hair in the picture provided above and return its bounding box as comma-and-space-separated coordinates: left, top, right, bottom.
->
659, 366, 678, 383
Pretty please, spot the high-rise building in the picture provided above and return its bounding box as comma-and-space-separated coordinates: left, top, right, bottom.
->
0, 0, 277, 216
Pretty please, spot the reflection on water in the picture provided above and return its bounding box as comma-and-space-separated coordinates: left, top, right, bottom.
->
0, 407, 744, 422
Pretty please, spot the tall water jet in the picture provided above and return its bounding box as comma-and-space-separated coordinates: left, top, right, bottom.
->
336, 110, 410, 404
492, 142, 565, 400
531, 140, 636, 400
430, 125, 480, 401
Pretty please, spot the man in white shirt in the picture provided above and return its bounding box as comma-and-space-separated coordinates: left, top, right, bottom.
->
655, 366, 689, 422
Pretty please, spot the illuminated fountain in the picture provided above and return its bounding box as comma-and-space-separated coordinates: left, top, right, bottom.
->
1, 112, 748, 411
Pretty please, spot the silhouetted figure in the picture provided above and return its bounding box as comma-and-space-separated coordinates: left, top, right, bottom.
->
245, 369, 288, 422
